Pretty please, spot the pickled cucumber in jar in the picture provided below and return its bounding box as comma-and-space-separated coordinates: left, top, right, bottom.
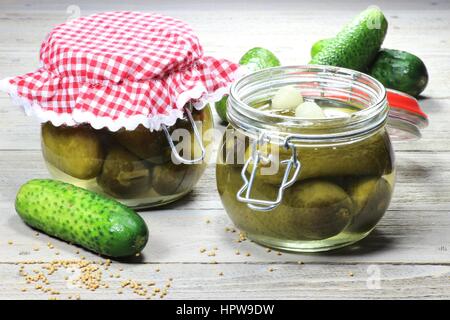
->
173, 107, 214, 162
282, 180, 353, 240
249, 179, 354, 241
245, 130, 392, 185
115, 125, 171, 165
216, 163, 271, 235
152, 161, 205, 196
219, 127, 250, 168
41, 122, 104, 179
219, 153, 355, 241
345, 176, 392, 233
97, 145, 151, 198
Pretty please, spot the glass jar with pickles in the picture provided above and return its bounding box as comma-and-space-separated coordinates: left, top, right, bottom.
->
217, 65, 396, 252
41, 105, 213, 208
0, 11, 239, 209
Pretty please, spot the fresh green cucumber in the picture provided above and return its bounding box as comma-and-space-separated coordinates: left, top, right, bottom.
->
310, 38, 332, 58
215, 47, 281, 123
310, 7, 388, 71
310, 39, 428, 96
369, 49, 428, 97
215, 95, 229, 124
238, 47, 281, 72
15, 179, 148, 257
310, 37, 370, 73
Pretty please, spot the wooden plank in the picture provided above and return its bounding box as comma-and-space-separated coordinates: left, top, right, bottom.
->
1, 0, 449, 11
0, 262, 448, 299
0, 205, 449, 264
1, 150, 450, 210
0, 2, 449, 98
0, 144, 447, 265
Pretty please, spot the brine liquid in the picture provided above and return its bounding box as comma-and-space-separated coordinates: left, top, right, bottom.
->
45, 161, 204, 209
253, 98, 362, 118
41, 107, 213, 209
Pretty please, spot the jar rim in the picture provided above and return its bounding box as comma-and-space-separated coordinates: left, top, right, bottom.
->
228, 65, 388, 142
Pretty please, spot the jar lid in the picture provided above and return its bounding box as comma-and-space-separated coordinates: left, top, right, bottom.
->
386, 89, 429, 141
0, 11, 239, 131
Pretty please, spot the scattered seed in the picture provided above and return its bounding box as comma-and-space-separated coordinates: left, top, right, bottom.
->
238, 232, 247, 242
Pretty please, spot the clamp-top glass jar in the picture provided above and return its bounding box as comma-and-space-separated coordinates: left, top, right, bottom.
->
217, 65, 396, 252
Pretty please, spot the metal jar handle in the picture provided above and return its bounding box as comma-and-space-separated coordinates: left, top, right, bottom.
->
161, 106, 206, 164
236, 135, 301, 211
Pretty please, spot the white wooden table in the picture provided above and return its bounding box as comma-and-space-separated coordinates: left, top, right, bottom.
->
0, 0, 449, 299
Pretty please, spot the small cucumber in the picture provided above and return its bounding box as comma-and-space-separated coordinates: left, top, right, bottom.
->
215, 47, 281, 123
310, 7, 388, 71
310, 38, 333, 59
369, 49, 428, 97
15, 179, 148, 257
238, 47, 281, 72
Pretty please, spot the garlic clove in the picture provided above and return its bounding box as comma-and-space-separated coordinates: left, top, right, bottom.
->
295, 101, 326, 119
271, 86, 304, 110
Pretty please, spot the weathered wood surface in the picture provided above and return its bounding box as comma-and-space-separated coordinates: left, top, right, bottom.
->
0, 0, 449, 299
0, 263, 448, 300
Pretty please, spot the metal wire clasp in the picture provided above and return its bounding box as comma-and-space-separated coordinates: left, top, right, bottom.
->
236, 134, 301, 211
161, 106, 206, 164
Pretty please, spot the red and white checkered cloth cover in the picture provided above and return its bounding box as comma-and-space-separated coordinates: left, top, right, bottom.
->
0, 11, 240, 131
